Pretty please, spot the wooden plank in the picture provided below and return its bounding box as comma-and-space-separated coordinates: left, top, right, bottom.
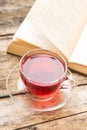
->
0, 0, 36, 35
0, 85, 87, 129
0, 36, 20, 81
19, 112, 87, 130
71, 71, 87, 86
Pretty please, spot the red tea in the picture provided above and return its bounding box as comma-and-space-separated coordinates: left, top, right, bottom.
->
20, 54, 65, 96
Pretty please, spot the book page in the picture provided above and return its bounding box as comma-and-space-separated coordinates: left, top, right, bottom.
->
69, 24, 87, 66
13, 17, 62, 54
29, 0, 87, 59
14, 19, 54, 50
7, 10, 66, 58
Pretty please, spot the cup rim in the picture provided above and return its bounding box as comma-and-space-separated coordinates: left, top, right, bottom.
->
19, 49, 67, 86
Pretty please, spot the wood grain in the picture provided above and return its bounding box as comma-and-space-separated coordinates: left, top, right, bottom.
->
0, 36, 19, 82
0, 0, 87, 130
0, 0, 36, 36
0, 85, 87, 129
20, 112, 87, 130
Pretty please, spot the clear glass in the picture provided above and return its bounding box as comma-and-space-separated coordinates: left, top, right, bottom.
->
19, 49, 75, 101
6, 49, 77, 111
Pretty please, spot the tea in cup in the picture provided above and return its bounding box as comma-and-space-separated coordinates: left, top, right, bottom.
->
19, 49, 76, 101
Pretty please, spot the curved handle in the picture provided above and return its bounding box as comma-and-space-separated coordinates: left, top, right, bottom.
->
60, 69, 77, 91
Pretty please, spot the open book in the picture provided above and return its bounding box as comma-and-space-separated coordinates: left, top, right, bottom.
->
7, 0, 87, 75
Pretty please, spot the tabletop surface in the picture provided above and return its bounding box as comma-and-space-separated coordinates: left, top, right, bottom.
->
0, 0, 87, 130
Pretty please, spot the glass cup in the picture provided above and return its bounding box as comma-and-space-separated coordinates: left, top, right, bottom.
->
19, 49, 76, 101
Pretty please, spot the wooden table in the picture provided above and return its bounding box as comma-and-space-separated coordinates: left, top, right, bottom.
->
0, 0, 87, 129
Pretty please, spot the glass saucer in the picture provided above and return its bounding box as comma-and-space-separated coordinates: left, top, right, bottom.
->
6, 64, 74, 112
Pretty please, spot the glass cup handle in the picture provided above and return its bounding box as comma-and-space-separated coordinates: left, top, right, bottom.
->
60, 69, 77, 90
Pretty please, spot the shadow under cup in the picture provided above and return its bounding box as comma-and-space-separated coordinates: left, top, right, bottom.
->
19, 49, 68, 101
